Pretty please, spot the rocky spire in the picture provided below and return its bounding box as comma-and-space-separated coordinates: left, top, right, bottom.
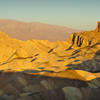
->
96, 21, 100, 32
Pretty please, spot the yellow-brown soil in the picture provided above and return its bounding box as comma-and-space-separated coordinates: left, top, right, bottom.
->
0, 22, 100, 82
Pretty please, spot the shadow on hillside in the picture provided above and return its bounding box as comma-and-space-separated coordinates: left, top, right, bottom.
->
0, 70, 100, 100
0, 71, 86, 100
67, 50, 100, 73
0, 46, 100, 100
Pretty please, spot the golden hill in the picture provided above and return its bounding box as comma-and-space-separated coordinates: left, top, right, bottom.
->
0, 22, 100, 82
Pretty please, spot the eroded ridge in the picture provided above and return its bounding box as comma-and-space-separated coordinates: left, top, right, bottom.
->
0, 22, 100, 82
0, 22, 100, 100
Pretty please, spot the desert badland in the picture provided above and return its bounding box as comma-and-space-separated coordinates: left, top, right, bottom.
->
0, 20, 100, 100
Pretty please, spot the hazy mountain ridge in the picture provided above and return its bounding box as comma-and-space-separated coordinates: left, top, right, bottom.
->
0, 19, 80, 41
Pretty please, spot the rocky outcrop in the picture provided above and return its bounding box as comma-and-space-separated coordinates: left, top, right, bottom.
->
67, 27, 100, 48
0, 71, 100, 100
96, 22, 100, 32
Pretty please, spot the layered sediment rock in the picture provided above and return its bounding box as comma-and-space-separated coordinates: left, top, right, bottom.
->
0, 22, 100, 100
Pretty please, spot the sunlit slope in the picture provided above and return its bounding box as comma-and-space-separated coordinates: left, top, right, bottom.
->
0, 23, 100, 81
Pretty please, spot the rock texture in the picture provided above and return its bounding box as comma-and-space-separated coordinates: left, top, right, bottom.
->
0, 72, 100, 100
0, 22, 100, 100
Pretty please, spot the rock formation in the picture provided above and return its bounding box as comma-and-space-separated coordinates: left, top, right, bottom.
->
0, 22, 100, 100
96, 21, 100, 32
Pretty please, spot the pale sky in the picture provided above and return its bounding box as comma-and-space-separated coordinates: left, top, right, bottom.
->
0, 0, 100, 30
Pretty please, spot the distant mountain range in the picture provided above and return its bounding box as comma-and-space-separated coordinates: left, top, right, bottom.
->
0, 19, 80, 41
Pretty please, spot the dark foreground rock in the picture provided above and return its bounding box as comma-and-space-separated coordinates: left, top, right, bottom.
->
0, 72, 100, 100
